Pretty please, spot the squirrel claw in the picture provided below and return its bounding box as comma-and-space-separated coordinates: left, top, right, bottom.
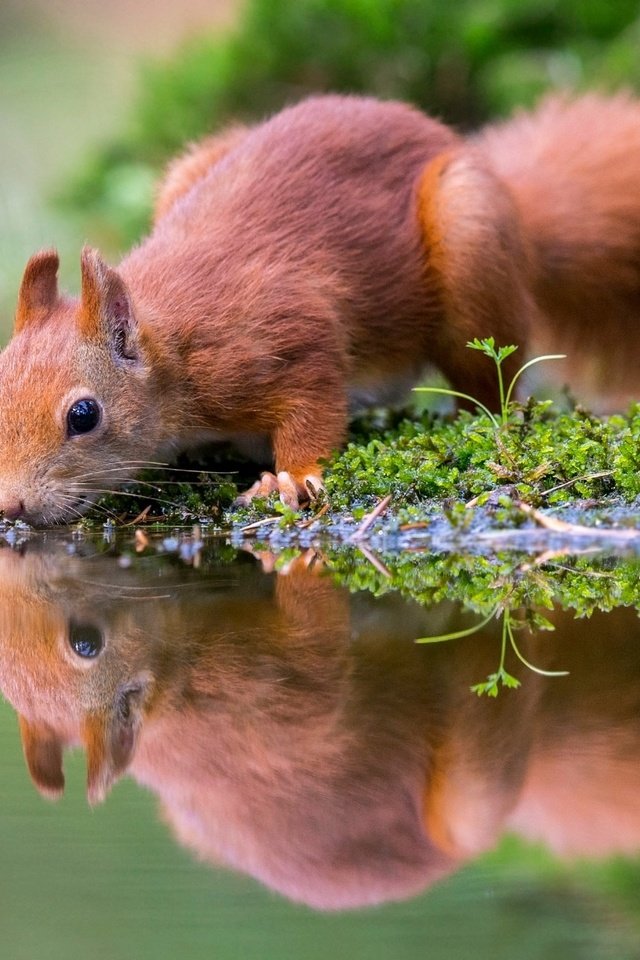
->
233, 471, 280, 507
276, 471, 325, 510
234, 471, 325, 510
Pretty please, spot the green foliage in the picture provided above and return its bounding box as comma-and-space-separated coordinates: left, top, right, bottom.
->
324, 398, 630, 511
416, 337, 565, 426
85, 467, 238, 527
318, 343, 640, 516
83, 389, 640, 529
59, 0, 640, 247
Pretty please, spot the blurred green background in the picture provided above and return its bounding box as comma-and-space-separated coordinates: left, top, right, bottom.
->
56, 0, 640, 251
0, 0, 235, 329
3, 0, 640, 338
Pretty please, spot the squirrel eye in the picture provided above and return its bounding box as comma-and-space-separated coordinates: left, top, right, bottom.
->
68, 621, 104, 659
67, 398, 101, 436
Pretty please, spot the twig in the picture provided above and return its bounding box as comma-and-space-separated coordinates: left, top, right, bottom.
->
296, 502, 330, 529
540, 471, 613, 498
350, 494, 392, 542
358, 544, 392, 579
516, 501, 640, 539
125, 505, 152, 526
240, 516, 281, 533
517, 546, 601, 570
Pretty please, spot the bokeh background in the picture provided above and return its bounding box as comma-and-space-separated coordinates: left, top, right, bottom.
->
0, 0, 235, 326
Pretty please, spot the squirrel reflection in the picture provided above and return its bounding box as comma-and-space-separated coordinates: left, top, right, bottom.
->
0, 543, 639, 910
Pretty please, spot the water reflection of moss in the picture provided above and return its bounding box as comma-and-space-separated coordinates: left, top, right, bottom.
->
325, 547, 640, 692
325, 547, 640, 617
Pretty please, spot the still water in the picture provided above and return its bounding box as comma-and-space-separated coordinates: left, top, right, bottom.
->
0, 531, 639, 959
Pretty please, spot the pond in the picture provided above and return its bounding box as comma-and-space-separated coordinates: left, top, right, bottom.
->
0, 528, 639, 959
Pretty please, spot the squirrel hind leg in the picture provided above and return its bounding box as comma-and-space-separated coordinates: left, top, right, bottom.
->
153, 124, 249, 222
417, 147, 536, 395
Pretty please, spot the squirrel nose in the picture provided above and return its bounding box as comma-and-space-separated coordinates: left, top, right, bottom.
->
1, 499, 25, 521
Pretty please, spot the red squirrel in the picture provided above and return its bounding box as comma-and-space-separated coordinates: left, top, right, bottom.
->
2, 92, 640, 524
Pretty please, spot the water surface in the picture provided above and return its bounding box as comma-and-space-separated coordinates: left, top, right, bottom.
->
0, 532, 639, 959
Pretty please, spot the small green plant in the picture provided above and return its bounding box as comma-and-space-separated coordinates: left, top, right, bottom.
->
414, 337, 565, 426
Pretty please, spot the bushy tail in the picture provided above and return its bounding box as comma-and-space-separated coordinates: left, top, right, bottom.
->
476, 93, 640, 346
417, 93, 640, 406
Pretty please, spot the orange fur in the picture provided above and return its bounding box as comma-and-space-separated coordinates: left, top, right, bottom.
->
153, 124, 249, 221
474, 92, 640, 404
417, 148, 536, 400
2, 92, 640, 522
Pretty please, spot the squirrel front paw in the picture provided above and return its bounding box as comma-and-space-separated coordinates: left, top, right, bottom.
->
233, 470, 324, 510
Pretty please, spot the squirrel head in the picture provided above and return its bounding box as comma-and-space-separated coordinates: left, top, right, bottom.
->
0, 248, 162, 525
0, 546, 155, 804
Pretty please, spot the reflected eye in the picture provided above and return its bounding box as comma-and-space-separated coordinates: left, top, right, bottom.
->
67, 398, 101, 436
68, 621, 104, 659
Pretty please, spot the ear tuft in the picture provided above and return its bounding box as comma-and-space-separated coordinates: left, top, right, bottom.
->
84, 714, 117, 806
79, 246, 139, 361
14, 250, 60, 334
84, 672, 153, 805
79, 246, 107, 321
18, 715, 65, 800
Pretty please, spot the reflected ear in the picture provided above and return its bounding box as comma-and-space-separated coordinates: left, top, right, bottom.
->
18, 715, 65, 800
84, 672, 152, 805
14, 249, 60, 333
79, 246, 139, 362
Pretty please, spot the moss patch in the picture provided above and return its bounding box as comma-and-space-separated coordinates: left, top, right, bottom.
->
74, 394, 640, 542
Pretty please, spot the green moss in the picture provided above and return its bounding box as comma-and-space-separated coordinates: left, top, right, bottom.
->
324, 402, 628, 510
74, 343, 640, 535
79, 397, 640, 530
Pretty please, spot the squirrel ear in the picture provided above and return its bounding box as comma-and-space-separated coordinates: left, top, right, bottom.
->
14, 249, 60, 334
84, 673, 152, 805
18, 715, 65, 800
79, 247, 139, 362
